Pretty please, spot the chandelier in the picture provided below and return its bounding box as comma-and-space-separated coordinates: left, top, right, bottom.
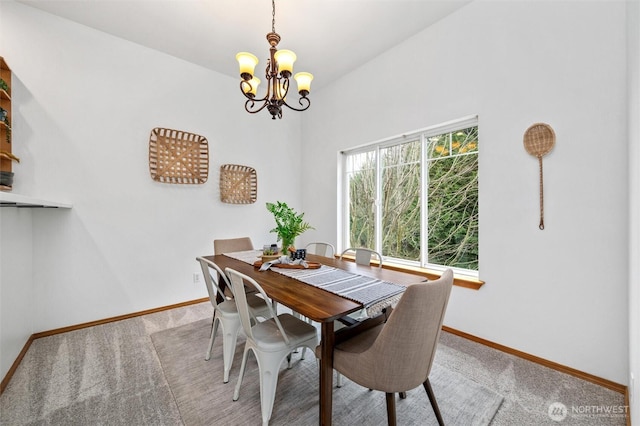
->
235, 0, 313, 120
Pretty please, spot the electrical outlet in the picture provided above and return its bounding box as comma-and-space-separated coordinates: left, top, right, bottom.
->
193, 273, 200, 284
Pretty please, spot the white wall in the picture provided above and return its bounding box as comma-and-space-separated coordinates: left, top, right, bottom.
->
627, 0, 639, 421
0, 1, 303, 379
302, 1, 630, 384
0, 208, 33, 381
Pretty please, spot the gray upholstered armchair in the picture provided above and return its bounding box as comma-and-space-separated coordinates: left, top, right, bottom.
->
213, 236, 254, 254
327, 269, 454, 426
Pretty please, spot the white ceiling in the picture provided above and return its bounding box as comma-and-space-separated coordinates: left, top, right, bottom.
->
16, 0, 471, 90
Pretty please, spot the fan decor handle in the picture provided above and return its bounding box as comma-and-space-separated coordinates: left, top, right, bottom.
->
538, 156, 545, 230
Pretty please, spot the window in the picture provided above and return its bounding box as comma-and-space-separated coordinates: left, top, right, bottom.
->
341, 116, 479, 275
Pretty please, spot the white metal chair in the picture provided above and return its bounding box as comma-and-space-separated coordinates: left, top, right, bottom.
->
196, 257, 272, 383
340, 247, 383, 268
226, 267, 319, 426
305, 241, 336, 258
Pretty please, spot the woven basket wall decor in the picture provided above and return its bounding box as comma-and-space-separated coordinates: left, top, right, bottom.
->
219, 164, 257, 204
149, 127, 209, 184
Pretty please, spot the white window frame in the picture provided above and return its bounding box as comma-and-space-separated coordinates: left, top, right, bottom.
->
338, 114, 479, 277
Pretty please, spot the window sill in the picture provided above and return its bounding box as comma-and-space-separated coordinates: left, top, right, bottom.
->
384, 263, 484, 290
339, 255, 484, 290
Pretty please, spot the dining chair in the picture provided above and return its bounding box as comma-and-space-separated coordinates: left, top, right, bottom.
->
324, 269, 454, 426
226, 267, 319, 426
340, 247, 383, 268
305, 241, 336, 258
214, 236, 257, 298
196, 257, 272, 383
213, 236, 254, 255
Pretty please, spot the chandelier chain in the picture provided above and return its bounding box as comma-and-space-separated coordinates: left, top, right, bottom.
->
272, 0, 276, 33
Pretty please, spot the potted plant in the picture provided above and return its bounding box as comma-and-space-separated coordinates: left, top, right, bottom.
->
266, 201, 314, 254
261, 245, 280, 262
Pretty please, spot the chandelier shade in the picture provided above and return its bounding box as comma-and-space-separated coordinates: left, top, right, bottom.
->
242, 77, 260, 96
293, 72, 313, 96
236, 52, 259, 80
236, 0, 313, 119
273, 49, 296, 76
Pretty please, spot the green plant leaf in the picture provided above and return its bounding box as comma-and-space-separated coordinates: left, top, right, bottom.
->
266, 201, 314, 248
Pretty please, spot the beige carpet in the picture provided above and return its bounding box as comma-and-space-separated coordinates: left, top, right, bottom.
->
1, 302, 625, 425
151, 318, 504, 426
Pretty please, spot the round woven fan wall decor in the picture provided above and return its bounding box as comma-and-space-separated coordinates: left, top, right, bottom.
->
523, 123, 555, 230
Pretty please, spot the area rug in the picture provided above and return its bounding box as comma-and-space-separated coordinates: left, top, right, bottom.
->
151, 319, 503, 426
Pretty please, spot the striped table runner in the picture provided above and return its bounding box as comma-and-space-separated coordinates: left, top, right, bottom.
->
223, 250, 405, 316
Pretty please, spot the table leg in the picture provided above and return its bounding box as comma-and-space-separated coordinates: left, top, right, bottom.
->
320, 321, 334, 426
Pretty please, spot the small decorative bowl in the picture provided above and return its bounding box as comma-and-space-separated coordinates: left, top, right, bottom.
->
261, 254, 280, 262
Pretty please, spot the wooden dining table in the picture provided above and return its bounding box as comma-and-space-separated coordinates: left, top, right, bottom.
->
204, 252, 425, 426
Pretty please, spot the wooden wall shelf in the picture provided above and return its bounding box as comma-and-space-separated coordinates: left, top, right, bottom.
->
1, 56, 14, 188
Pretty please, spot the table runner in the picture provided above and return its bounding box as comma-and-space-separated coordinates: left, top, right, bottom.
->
223, 250, 405, 316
